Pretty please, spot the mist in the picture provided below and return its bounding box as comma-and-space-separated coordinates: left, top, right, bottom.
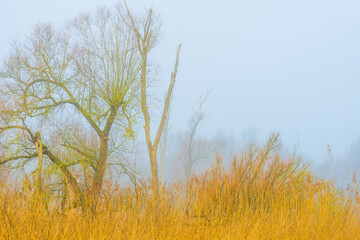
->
1, 0, 360, 189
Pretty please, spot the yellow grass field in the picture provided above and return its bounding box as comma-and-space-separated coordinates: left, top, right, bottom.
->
1, 138, 359, 240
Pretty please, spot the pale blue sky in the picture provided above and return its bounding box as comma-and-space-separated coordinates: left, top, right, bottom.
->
1, 0, 360, 164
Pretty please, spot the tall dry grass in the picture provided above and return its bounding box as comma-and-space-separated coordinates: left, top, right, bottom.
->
0, 134, 359, 239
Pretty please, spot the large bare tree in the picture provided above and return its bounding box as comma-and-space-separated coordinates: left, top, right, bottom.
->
125, 4, 182, 199
0, 5, 143, 209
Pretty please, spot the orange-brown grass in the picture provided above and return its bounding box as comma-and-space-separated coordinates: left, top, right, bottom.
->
1, 135, 359, 239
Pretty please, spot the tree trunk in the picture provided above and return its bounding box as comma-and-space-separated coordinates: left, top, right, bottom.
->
91, 137, 109, 211
148, 148, 159, 199
34, 132, 43, 193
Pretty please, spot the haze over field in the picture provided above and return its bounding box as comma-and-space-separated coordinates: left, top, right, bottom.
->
1, 2, 360, 239
1, 0, 360, 182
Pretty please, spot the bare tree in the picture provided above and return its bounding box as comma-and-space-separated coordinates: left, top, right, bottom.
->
176, 92, 224, 184
125, 4, 182, 199
0, 5, 144, 210
158, 94, 172, 184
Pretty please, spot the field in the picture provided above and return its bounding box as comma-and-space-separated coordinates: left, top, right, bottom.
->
1, 137, 360, 240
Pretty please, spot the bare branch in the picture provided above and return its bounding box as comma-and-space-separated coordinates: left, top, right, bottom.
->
153, 43, 182, 150
0, 152, 38, 165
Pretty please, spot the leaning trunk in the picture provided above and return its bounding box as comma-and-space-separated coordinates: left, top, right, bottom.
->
43, 145, 84, 207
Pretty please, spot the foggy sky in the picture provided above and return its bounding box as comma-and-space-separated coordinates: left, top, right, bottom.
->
1, 0, 360, 165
